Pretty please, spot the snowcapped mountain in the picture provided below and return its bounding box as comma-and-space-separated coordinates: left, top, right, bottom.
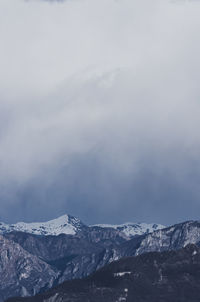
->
2, 218, 200, 302
0, 215, 165, 238
92, 222, 165, 238
0, 215, 85, 236
0, 214, 165, 237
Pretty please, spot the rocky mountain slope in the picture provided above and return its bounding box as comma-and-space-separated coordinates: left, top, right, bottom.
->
115, 220, 200, 260
0, 235, 57, 302
7, 244, 200, 302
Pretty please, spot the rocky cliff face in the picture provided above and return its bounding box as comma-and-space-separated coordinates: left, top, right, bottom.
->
7, 244, 200, 302
0, 235, 57, 302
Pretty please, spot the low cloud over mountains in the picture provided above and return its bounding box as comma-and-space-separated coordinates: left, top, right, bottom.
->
0, 0, 200, 224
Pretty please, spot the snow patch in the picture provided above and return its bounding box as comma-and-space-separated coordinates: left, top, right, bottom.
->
19, 273, 29, 280
114, 271, 131, 277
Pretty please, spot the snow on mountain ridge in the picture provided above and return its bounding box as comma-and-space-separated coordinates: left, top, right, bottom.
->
92, 222, 165, 237
0, 214, 85, 236
0, 215, 165, 237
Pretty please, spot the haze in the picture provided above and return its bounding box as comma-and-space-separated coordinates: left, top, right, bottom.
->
0, 0, 200, 225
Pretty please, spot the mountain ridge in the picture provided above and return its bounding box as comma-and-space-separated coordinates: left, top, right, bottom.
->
0, 214, 165, 238
92, 222, 165, 237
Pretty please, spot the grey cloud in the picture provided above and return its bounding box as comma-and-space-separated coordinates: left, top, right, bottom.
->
0, 0, 200, 224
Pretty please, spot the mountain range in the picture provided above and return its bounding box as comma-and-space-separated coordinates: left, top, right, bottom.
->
7, 244, 200, 302
1, 214, 200, 301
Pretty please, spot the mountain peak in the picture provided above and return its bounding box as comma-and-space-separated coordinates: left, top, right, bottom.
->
0, 214, 85, 236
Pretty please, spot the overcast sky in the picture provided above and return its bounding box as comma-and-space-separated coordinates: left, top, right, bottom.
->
1, 0, 200, 225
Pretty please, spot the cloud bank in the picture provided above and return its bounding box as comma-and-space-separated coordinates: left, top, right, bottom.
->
0, 0, 200, 224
